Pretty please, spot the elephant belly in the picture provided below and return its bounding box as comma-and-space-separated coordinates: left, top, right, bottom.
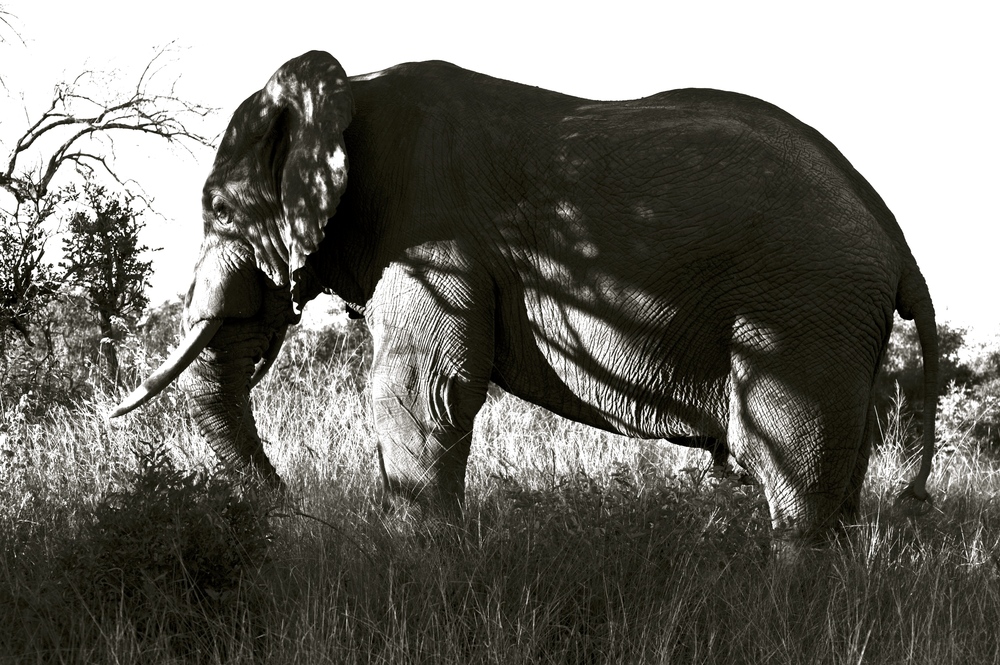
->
494, 289, 730, 441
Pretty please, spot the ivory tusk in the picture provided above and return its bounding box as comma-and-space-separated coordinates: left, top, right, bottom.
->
249, 327, 287, 389
109, 319, 223, 418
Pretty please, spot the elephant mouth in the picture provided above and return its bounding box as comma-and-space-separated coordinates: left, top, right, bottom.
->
249, 326, 287, 388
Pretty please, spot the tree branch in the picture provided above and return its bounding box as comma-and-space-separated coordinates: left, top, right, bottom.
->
2, 44, 214, 205
0, 6, 26, 91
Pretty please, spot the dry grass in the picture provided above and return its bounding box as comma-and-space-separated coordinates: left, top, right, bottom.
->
1, 323, 999, 664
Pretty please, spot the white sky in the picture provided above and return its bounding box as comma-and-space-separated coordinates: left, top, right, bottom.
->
3, 0, 998, 337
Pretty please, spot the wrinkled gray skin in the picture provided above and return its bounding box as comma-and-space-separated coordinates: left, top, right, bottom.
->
122, 51, 938, 544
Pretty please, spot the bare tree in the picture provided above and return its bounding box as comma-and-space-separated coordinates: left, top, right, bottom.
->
0, 5, 19, 40
0, 45, 213, 350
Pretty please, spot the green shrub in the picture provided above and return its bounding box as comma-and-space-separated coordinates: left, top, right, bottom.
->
875, 319, 971, 431
0, 296, 97, 418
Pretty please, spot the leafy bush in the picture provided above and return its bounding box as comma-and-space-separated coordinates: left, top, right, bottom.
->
876, 318, 1000, 453
875, 319, 970, 424
938, 380, 1000, 453
56, 443, 273, 629
136, 298, 184, 359
0, 296, 97, 419
0, 296, 185, 429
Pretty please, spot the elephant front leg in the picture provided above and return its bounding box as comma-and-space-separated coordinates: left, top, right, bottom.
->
372, 371, 484, 515
367, 261, 494, 516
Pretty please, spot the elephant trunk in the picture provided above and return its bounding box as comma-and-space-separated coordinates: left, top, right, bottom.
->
179, 237, 290, 488
185, 328, 282, 488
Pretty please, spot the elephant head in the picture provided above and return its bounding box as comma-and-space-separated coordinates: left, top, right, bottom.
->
112, 51, 353, 485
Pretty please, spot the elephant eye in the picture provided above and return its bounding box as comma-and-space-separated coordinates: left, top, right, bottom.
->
212, 196, 232, 225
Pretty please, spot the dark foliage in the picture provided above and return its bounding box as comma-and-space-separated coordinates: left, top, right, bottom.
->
71, 444, 269, 590
138, 298, 184, 358
274, 309, 372, 393
0, 202, 60, 352
876, 320, 970, 416
0, 441, 274, 660
1, 44, 210, 352
56, 444, 273, 646
0, 296, 97, 418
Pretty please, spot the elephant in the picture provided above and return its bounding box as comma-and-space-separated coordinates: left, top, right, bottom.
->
113, 50, 938, 544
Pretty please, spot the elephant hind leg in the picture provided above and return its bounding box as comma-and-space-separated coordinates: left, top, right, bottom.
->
839, 395, 877, 524
727, 356, 873, 544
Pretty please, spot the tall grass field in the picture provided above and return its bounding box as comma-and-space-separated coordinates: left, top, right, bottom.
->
2, 311, 999, 664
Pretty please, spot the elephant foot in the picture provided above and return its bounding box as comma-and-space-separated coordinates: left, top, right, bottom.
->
767, 506, 861, 557
378, 489, 472, 554
380, 483, 465, 524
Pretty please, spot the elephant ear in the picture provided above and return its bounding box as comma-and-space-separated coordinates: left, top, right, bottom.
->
265, 51, 352, 309
213, 51, 352, 310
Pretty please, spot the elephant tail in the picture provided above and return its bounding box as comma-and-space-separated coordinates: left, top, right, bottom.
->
894, 265, 938, 510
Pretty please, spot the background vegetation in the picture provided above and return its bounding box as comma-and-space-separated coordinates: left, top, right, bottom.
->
1, 299, 998, 664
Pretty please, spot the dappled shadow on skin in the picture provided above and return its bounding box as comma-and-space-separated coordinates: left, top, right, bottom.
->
393, 197, 883, 542
336, 78, 907, 539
